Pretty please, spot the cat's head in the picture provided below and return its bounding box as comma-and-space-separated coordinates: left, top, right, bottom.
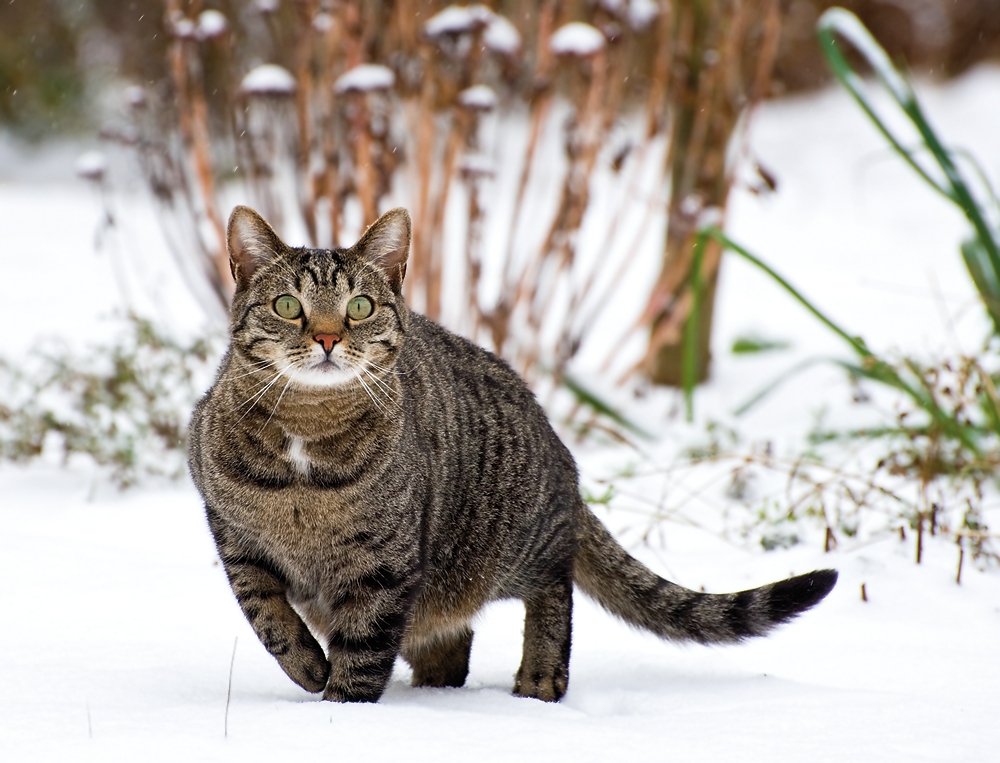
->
226, 206, 410, 390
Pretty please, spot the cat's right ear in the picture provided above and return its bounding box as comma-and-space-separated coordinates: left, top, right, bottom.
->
355, 208, 411, 295
227, 206, 283, 289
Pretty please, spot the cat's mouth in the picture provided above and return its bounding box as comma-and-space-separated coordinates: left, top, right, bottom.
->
312, 358, 342, 372
282, 356, 358, 388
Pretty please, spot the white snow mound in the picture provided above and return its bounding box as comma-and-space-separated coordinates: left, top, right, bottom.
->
240, 64, 297, 95
424, 5, 493, 37
197, 10, 228, 40
484, 14, 520, 54
334, 64, 395, 94
550, 22, 606, 56
458, 85, 498, 110
74, 151, 107, 181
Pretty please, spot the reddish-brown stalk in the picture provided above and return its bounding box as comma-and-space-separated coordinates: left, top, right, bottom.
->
293, 0, 319, 245
165, 0, 231, 306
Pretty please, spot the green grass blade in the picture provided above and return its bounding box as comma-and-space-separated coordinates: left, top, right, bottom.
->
683, 233, 708, 422
699, 226, 983, 455
702, 227, 870, 357
561, 373, 654, 441
817, 10, 952, 202
818, 8, 1000, 327
730, 335, 791, 355
961, 237, 1000, 335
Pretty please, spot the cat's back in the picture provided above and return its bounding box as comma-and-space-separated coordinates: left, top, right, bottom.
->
395, 314, 579, 594
399, 313, 560, 448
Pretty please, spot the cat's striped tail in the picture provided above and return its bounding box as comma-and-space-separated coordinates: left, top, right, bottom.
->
573, 506, 837, 644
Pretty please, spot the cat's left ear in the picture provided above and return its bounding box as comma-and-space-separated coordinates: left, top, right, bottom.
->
227, 206, 285, 289
355, 208, 410, 294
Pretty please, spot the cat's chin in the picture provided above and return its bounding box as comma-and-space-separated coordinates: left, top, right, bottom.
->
284, 361, 359, 389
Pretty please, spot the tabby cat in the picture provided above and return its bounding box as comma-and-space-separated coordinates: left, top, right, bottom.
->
188, 205, 837, 703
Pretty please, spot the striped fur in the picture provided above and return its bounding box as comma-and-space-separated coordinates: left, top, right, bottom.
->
188, 206, 837, 704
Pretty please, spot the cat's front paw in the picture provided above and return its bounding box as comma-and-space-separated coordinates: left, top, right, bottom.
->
282, 649, 331, 693
321, 654, 395, 703
322, 681, 382, 703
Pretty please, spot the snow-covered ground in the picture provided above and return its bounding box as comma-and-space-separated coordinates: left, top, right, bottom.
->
3, 67, 1000, 761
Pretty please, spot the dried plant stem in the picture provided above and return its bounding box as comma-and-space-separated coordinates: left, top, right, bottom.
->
824, 526, 836, 552
645, 0, 675, 138
165, 0, 230, 306
136, 0, 734, 395
352, 95, 378, 228
491, 0, 557, 353
407, 57, 437, 309
515, 49, 611, 375
294, 0, 319, 245
645, 0, 780, 386
225, 636, 237, 738
956, 537, 965, 584
916, 510, 925, 564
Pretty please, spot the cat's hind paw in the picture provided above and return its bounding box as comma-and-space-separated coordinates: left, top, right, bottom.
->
513, 666, 568, 702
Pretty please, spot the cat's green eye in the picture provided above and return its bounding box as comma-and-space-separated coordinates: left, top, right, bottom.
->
347, 295, 374, 321
274, 295, 302, 320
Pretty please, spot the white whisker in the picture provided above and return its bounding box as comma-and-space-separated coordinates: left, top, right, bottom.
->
240, 369, 284, 396
229, 360, 278, 380
361, 357, 407, 376
228, 370, 284, 432
358, 366, 401, 412
355, 372, 391, 416
361, 366, 399, 405
258, 376, 293, 436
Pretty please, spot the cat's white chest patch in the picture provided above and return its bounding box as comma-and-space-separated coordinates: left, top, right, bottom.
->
286, 436, 311, 476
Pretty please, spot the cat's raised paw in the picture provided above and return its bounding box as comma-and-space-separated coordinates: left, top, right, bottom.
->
285, 651, 331, 694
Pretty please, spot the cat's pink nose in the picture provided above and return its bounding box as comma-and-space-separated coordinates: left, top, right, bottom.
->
313, 333, 340, 353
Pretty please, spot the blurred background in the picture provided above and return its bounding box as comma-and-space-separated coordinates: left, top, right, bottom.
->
3, 1, 1000, 540
5, 0, 1000, 386
6, 1, 1000, 138
3, 8, 1000, 750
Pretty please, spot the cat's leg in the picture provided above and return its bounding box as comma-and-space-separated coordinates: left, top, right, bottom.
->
514, 578, 573, 702
322, 566, 420, 703
207, 507, 330, 693
402, 625, 474, 688
221, 553, 331, 693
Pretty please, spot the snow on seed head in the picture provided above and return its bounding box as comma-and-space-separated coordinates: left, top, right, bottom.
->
240, 64, 297, 96
334, 65, 395, 95
550, 22, 606, 57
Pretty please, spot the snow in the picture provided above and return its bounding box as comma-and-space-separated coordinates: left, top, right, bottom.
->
627, 0, 660, 31
0, 472, 996, 761
550, 22, 606, 57
122, 85, 146, 108
171, 17, 196, 40
74, 150, 107, 181
196, 10, 228, 41
333, 64, 395, 94
424, 5, 494, 38
458, 84, 498, 111
423, 5, 520, 54
239, 64, 296, 96
483, 15, 521, 56
3, 58, 1000, 761
597, 0, 661, 28
458, 153, 495, 177
312, 13, 334, 34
